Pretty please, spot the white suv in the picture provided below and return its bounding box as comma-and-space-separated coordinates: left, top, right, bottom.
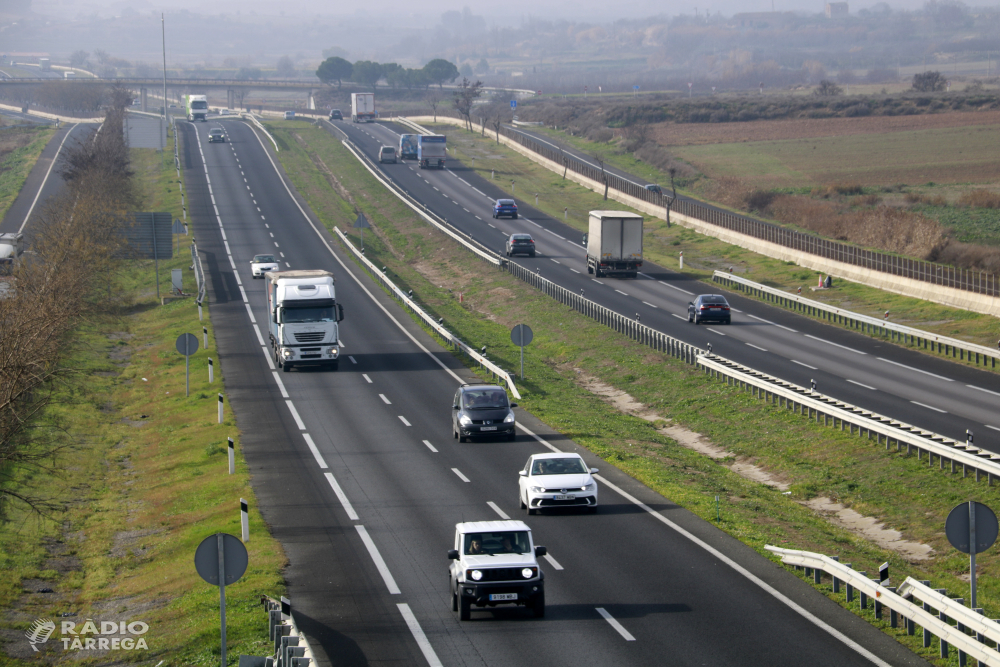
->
448, 520, 546, 621
519, 453, 599, 514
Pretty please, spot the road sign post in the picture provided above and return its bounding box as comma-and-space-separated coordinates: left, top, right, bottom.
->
946, 501, 999, 608
510, 100, 517, 110
194, 533, 248, 667
175, 333, 199, 396
353, 212, 370, 251
510, 324, 533, 379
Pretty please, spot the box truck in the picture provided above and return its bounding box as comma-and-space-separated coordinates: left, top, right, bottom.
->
417, 135, 447, 169
265, 270, 344, 372
585, 211, 644, 278
0, 232, 24, 274
399, 134, 418, 160
351, 92, 375, 123
186, 94, 209, 122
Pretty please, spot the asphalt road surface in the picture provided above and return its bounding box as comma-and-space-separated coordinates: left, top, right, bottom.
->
178, 117, 929, 667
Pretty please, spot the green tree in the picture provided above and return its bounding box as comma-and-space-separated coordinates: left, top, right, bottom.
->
814, 80, 843, 96
474, 58, 490, 75
316, 56, 352, 89
382, 63, 402, 87
912, 71, 946, 92
459, 62, 473, 78
276, 55, 296, 78
423, 59, 459, 88
353, 60, 384, 92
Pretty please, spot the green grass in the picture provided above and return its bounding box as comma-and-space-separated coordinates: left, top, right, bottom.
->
270, 120, 1000, 665
0, 125, 54, 223
919, 204, 1000, 247
0, 133, 286, 665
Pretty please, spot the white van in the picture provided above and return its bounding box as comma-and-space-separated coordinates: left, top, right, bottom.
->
379, 146, 397, 164
283, 111, 296, 120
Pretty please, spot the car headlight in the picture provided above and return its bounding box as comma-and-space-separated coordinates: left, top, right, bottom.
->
521, 568, 536, 579
581, 484, 593, 491
530, 486, 544, 493
504, 411, 515, 423
469, 570, 482, 581
459, 414, 472, 426
282, 349, 293, 358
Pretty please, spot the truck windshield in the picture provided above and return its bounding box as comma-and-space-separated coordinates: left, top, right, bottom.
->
464, 531, 530, 555
192, 101, 208, 109
283, 306, 335, 323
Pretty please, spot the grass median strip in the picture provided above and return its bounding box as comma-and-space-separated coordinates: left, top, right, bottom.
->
0, 124, 54, 223
272, 119, 1000, 665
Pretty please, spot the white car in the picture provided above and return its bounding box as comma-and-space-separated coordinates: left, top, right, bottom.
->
250, 253, 279, 278
519, 453, 598, 515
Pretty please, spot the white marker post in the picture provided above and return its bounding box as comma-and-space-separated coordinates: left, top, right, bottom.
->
203, 326, 209, 349
679, 251, 684, 270
240, 498, 249, 542
218, 394, 224, 423
228, 437, 235, 474
208, 357, 214, 383
198, 300, 203, 322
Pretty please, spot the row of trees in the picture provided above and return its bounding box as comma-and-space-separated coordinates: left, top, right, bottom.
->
0, 85, 136, 517
815, 71, 950, 96
316, 57, 460, 91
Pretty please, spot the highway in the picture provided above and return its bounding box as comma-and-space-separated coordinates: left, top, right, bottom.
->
326, 117, 1000, 455
178, 116, 929, 666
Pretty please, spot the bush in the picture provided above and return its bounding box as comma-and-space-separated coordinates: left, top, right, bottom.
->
736, 109, 758, 122
832, 183, 863, 195
851, 194, 881, 207
843, 104, 871, 117
743, 189, 777, 213
709, 110, 730, 123
959, 189, 1000, 208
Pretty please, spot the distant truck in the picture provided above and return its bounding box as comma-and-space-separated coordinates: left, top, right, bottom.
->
265, 270, 344, 372
186, 94, 209, 122
0, 232, 24, 273
417, 135, 447, 169
63, 71, 75, 79
399, 134, 418, 160
351, 93, 375, 123
585, 211, 644, 278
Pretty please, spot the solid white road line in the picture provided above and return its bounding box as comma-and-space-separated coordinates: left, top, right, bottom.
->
271, 372, 290, 398
379, 393, 392, 404
593, 474, 892, 666
398, 416, 411, 426
911, 400, 947, 413
969, 384, 1000, 397
487, 501, 509, 519
516, 423, 561, 453
303, 434, 329, 469
422, 440, 438, 453
363, 374, 373, 383
746, 343, 767, 352
262, 347, 275, 370
285, 400, 306, 430
847, 379, 877, 390
878, 357, 953, 381
659, 281, 693, 295
252, 324, 266, 346
452, 468, 470, 482
805, 335, 866, 355
542, 553, 564, 571
20, 124, 78, 233
355, 525, 401, 594
791, 360, 818, 370
596, 608, 636, 641
324, 472, 358, 520
397, 604, 443, 667
987, 425, 1000, 432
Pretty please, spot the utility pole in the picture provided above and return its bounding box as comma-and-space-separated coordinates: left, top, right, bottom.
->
161, 13, 168, 125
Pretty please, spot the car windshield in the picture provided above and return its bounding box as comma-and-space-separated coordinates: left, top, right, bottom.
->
531, 457, 588, 475
253, 255, 276, 263
462, 389, 508, 410
210, 129, 222, 134
283, 306, 335, 323
464, 531, 530, 555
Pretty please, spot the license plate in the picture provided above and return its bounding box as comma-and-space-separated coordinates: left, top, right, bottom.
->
553, 494, 575, 500
480, 426, 497, 431
489, 593, 517, 601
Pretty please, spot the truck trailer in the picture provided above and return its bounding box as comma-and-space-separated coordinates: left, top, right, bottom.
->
417, 135, 447, 169
186, 94, 209, 122
399, 134, 418, 160
265, 270, 344, 372
351, 93, 375, 123
585, 211, 644, 278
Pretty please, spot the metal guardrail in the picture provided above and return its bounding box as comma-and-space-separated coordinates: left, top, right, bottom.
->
260, 595, 315, 667
191, 241, 206, 304
766, 546, 999, 664
242, 112, 279, 152
334, 227, 520, 400
714, 271, 1000, 369
698, 353, 1000, 483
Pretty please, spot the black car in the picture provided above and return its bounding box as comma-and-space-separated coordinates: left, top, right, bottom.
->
207, 127, 225, 143
453, 384, 517, 442
688, 294, 731, 325
329, 109, 343, 120
506, 233, 535, 257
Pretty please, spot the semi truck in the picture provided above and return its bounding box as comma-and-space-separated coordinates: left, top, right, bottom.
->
0, 232, 24, 274
265, 270, 344, 372
186, 94, 209, 122
399, 134, 418, 160
585, 211, 644, 278
351, 92, 375, 123
417, 135, 447, 169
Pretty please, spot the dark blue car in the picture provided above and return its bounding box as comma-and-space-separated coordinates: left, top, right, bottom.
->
492, 199, 518, 219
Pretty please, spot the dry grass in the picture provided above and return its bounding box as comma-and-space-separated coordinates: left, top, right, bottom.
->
959, 189, 1000, 208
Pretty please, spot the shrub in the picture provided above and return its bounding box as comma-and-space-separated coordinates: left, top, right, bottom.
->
832, 183, 863, 195
843, 104, 871, 117
743, 189, 777, 213
959, 189, 1000, 208
709, 110, 730, 123
736, 109, 758, 122
851, 194, 881, 207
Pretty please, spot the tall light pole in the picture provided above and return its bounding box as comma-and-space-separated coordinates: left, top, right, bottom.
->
161, 13, 168, 123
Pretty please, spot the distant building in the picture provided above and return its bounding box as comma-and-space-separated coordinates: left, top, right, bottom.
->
731, 11, 797, 28
826, 2, 849, 18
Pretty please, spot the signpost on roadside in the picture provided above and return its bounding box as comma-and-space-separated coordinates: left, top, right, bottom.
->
175, 333, 199, 396
510, 324, 533, 380
194, 533, 248, 667
353, 212, 370, 251
946, 501, 999, 608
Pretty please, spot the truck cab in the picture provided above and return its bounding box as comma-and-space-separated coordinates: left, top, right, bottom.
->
187, 94, 209, 122
265, 270, 344, 372
448, 520, 546, 621
0, 232, 24, 274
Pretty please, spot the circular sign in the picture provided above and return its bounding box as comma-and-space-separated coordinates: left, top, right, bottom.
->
946, 501, 999, 555
194, 533, 248, 586
510, 324, 533, 347
175, 333, 199, 357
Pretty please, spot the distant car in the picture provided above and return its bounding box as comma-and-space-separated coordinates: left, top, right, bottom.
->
519, 452, 599, 515
329, 109, 343, 120
379, 145, 397, 163
168, 104, 177, 109
250, 254, 280, 279
505, 233, 535, 257
688, 294, 731, 325
452, 384, 517, 442
493, 199, 518, 219
644, 184, 662, 194
283, 110, 296, 120
208, 127, 225, 143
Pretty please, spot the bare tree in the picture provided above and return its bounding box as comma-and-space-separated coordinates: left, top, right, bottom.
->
594, 155, 609, 200
814, 80, 843, 96
235, 88, 251, 110
427, 91, 444, 123
452, 77, 483, 131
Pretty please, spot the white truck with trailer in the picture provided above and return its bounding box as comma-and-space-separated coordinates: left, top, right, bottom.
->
265, 270, 344, 372
351, 92, 375, 123
0, 232, 24, 273
584, 210, 644, 278
186, 94, 209, 122
417, 134, 447, 169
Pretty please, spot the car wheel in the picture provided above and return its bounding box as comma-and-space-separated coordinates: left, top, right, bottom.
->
453, 428, 458, 440
588, 506, 598, 514
458, 434, 467, 443
725, 318, 732, 325
452, 584, 459, 611
531, 592, 545, 618
513, 213, 518, 219
519, 494, 526, 509
329, 361, 339, 371
508, 432, 516, 441
694, 315, 700, 325
587, 266, 594, 274
529, 253, 535, 258
527, 506, 536, 516
459, 595, 471, 621
281, 362, 290, 372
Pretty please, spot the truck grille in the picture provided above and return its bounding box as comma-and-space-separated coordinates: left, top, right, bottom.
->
476, 568, 522, 582
294, 332, 325, 343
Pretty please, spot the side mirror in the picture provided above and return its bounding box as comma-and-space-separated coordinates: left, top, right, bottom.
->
687, 302, 694, 307
275, 308, 282, 324
447, 549, 459, 560
453, 405, 460, 410
518, 470, 527, 477
582, 233, 588, 245
509, 403, 518, 408
338, 304, 344, 322
590, 467, 599, 474
534, 546, 547, 557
